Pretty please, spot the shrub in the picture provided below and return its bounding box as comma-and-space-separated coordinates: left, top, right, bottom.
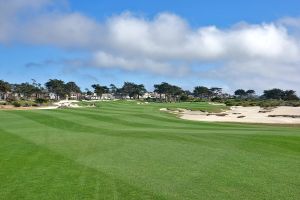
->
211, 97, 222, 102
35, 98, 49, 104
225, 99, 300, 107
11, 100, 36, 107
0, 102, 7, 105
12, 101, 21, 107
179, 94, 189, 101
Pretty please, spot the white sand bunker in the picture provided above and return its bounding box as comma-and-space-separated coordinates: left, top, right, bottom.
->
37, 100, 81, 110
178, 106, 300, 124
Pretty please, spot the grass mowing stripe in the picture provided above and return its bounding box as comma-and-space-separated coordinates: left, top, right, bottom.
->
0, 128, 167, 200
7, 110, 225, 146
0, 101, 299, 200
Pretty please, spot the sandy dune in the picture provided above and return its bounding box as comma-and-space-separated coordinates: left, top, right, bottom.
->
179, 106, 300, 124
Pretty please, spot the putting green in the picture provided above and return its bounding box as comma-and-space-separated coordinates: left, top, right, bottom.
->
0, 101, 299, 199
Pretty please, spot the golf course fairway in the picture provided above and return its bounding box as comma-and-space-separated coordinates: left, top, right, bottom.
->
0, 101, 299, 199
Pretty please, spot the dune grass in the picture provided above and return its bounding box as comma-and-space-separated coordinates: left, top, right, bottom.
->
0, 101, 299, 199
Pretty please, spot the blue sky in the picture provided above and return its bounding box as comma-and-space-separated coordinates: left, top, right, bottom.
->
0, 0, 300, 93
70, 0, 300, 26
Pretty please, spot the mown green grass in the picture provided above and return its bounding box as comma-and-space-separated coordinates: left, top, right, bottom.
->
0, 101, 299, 199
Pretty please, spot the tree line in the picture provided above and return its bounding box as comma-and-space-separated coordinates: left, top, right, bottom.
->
0, 79, 299, 101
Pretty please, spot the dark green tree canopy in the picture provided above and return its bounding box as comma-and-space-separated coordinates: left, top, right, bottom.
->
263, 88, 284, 100
234, 89, 247, 96
65, 82, 81, 95
193, 86, 212, 98
13, 82, 40, 98
136, 84, 147, 99
45, 79, 67, 98
282, 90, 299, 101
92, 84, 109, 97
153, 82, 183, 101
0, 80, 11, 93
246, 90, 255, 95
121, 82, 147, 99
0, 78, 299, 102
262, 89, 299, 100
109, 84, 118, 95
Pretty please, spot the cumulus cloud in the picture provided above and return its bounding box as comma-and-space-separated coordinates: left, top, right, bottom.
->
0, 0, 66, 42
91, 51, 189, 75
1, 0, 300, 92
21, 12, 102, 48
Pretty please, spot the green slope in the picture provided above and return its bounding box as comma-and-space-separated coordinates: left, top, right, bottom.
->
0, 101, 299, 199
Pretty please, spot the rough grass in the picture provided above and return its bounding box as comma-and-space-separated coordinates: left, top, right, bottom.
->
0, 101, 299, 200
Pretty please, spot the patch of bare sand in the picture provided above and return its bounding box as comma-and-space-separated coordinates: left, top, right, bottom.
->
0, 100, 81, 110
0, 105, 58, 110
177, 106, 300, 124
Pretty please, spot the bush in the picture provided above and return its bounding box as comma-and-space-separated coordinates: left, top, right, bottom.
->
211, 97, 222, 102
190, 98, 209, 102
225, 99, 300, 107
144, 97, 159, 102
180, 94, 189, 101
35, 98, 49, 104
0, 101, 7, 105
11, 100, 36, 107
12, 101, 21, 107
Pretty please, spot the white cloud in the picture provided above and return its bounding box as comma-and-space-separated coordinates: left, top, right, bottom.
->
278, 17, 300, 28
1, 0, 300, 92
21, 12, 102, 48
92, 51, 189, 75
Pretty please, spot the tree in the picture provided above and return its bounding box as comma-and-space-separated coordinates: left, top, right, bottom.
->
210, 87, 222, 97
245, 89, 256, 99
263, 88, 284, 100
246, 89, 255, 96
184, 90, 192, 96
65, 82, 81, 95
121, 82, 143, 99
45, 79, 67, 100
282, 90, 299, 101
0, 80, 11, 93
136, 84, 147, 99
84, 88, 93, 96
263, 89, 300, 100
154, 82, 167, 100
169, 85, 183, 102
193, 86, 211, 99
0, 80, 11, 100
154, 82, 182, 101
154, 82, 183, 102
13, 82, 38, 99
31, 79, 44, 99
92, 84, 109, 98
31, 79, 42, 90
234, 89, 247, 97
109, 84, 118, 95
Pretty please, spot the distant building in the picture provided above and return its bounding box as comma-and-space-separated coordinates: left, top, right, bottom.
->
101, 93, 115, 100
141, 92, 166, 99
69, 92, 82, 100
84, 93, 101, 100
46, 93, 60, 100
0, 92, 10, 101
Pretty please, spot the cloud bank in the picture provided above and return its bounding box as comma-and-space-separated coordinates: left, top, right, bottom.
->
1, 0, 300, 92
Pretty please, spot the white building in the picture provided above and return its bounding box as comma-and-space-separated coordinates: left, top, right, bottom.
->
141, 92, 165, 99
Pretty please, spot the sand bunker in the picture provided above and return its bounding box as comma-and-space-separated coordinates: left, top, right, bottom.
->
174, 106, 300, 124
0, 100, 81, 110
0, 105, 59, 110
